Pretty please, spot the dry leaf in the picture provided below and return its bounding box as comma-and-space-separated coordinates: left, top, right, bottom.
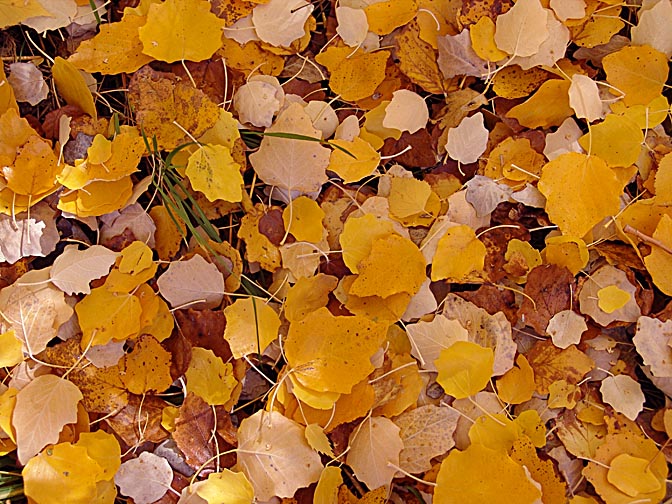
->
115, 451, 173, 504
157, 254, 225, 309
347, 417, 403, 490
50, 245, 118, 295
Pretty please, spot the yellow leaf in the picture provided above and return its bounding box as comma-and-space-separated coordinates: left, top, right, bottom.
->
644, 214, 672, 296
51, 57, 96, 119
75, 286, 142, 349
435, 443, 542, 503
470, 16, 507, 62
283, 196, 325, 243
104, 240, 158, 293
339, 213, 396, 274
120, 335, 173, 395
138, 0, 226, 63
186, 144, 244, 202
503, 238, 542, 283
75, 430, 121, 482
0, 0, 49, 29
238, 205, 282, 271
526, 340, 594, 394
603, 44, 668, 106
506, 79, 573, 128
583, 431, 667, 504
597, 285, 631, 314
285, 307, 388, 394
57, 177, 134, 217
609, 94, 669, 130
431, 225, 486, 282
191, 470, 255, 504
578, 114, 643, 167
328, 137, 380, 184
496, 355, 536, 405
161, 405, 179, 433
483, 137, 546, 184
349, 233, 426, 298
2, 136, 60, 196
314, 466, 342, 504
607, 453, 661, 497
572, 5, 623, 48
387, 176, 431, 220
435, 341, 494, 399
22, 443, 103, 504
217, 38, 284, 77
304, 424, 335, 457
538, 153, 622, 238
289, 374, 341, 409
223, 297, 280, 358
0, 60, 18, 113
128, 66, 220, 150
284, 274, 338, 322
315, 47, 389, 102
68, 10, 153, 74
492, 65, 550, 99
340, 276, 412, 323
0, 329, 23, 367
365, 0, 417, 35
150, 205, 186, 261
395, 22, 445, 94
542, 235, 589, 275
186, 347, 237, 406
510, 436, 567, 504
0, 108, 36, 166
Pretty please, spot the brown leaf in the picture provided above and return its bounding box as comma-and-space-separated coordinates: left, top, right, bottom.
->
106, 394, 168, 447
173, 392, 216, 470
381, 129, 437, 168
518, 264, 574, 334
526, 340, 594, 394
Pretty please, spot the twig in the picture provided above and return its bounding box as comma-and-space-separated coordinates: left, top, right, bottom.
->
623, 224, 672, 255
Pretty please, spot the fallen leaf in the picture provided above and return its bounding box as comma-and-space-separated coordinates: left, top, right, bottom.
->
394, 404, 458, 473
186, 144, 244, 203
446, 112, 489, 165
600, 374, 644, 421
49, 245, 118, 295
252, 0, 313, 47
13, 375, 83, 464
138, 0, 226, 63
494, 0, 549, 57
7, 62, 48, 106
115, 451, 173, 504
157, 254, 225, 309
249, 103, 330, 193
435, 341, 494, 399
223, 297, 280, 359
236, 410, 322, 501
347, 417, 403, 490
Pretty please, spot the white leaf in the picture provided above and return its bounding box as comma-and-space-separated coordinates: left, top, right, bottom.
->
464, 174, 513, 217
252, 0, 313, 47
157, 254, 225, 309
336, 6, 368, 47
437, 29, 489, 79
347, 417, 403, 490
22, 0, 78, 33
633, 316, 672, 378
237, 410, 322, 501
543, 117, 583, 161
13, 375, 82, 464
395, 405, 458, 473
0, 210, 54, 265
7, 63, 49, 105
50, 244, 118, 295
406, 315, 468, 371
494, 0, 549, 57
446, 112, 489, 165
509, 9, 569, 70
382, 89, 429, 134
233, 76, 284, 128
249, 103, 330, 193
115, 452, 173, 504
223, 15, 259, 45
546, 309, 588, 349
550, 0, 586, 21
600, 374, 645, 421
568, 74, 603, 122
632, 0, 672, 57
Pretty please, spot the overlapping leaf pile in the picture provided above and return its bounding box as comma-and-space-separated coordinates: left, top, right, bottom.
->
1, 0, 672, 502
